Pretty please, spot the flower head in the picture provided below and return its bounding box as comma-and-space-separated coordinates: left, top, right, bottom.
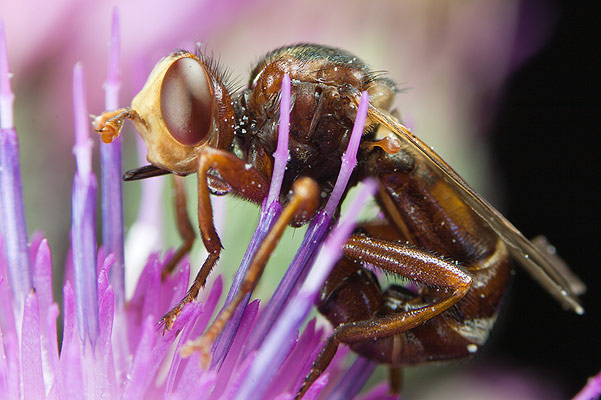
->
1, 3, 589, 400
0, 13, 382, 399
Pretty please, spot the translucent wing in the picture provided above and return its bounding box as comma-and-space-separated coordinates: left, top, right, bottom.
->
367, 103, 585, 314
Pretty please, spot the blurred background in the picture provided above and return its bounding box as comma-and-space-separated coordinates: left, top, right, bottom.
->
1, 0, 598, 398
490, 2, 599, 399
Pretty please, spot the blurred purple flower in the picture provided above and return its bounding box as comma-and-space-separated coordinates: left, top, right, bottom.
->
573, 370, 601, 400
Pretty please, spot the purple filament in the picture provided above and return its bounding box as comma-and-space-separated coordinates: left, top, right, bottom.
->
235, 178, 377, 400
234, 91, 374, 399
244, 210, 330, 355
245, 90, 371, 354
71, 63, 99, 345
266, 73, 291, 207
211, 74, 291, 366
100, 7, 125, 305
327, 356, 377, 400
0, 18, 32, 311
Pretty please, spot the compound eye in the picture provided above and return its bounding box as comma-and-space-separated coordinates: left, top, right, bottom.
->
161, 57, 213, 146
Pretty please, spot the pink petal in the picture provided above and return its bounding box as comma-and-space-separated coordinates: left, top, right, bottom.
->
60, 282, 84, 399
45, 304, 64, 399
21, 291, 45, 400
0, 330, 20, 399
220, 352, 257, 399
32, 239, 54, 319
100, 6, 126, 306
209, 299, 260, 400
356, 382, 399, 400
162, 302, 205, 395
268, 318, 317, 396
97, 286, 117, 398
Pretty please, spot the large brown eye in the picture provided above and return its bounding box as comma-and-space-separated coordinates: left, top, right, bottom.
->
161, 57, 213, 146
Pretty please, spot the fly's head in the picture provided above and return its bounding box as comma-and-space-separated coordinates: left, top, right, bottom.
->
94, 50, 235, 175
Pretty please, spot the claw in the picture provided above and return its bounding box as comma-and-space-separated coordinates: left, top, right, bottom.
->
159, 305, 182, 333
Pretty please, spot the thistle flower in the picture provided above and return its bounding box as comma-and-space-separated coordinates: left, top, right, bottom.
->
0, 14, 390, 399
2, 3, 592, 400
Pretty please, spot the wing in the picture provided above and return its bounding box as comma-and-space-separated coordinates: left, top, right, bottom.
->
366, 103, 585, 314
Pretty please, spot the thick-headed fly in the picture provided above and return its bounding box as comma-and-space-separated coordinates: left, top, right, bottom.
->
93, 44, 584, 397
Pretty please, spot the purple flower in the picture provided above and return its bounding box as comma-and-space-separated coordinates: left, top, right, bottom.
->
0, 14, 383, 399
1, 4, 589, 400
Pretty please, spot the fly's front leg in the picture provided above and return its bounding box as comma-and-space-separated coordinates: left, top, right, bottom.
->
181, 176, 320, 367
160, 147, 270, 330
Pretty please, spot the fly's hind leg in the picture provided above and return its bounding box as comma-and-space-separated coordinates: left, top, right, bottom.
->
338, 232, 510, 365
295, 336, 340, 400
296, 338, 402, 400
296, 233, 473, 399
161, 172, 231, 278
335, 234, 473, 343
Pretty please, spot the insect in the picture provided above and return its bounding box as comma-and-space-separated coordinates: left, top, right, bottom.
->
93, 44, 584, 397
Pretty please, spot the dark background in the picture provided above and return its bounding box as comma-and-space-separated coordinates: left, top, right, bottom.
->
489, 1, 599, 396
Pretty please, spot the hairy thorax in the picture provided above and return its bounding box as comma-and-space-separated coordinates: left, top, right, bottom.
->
234, 44, 395, 223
